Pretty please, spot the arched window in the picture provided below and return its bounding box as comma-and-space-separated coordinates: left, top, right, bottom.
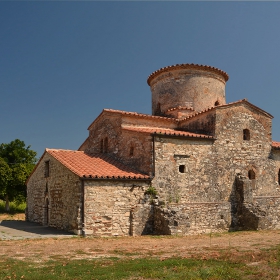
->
243, 129, 250, 141
248, 169, 256, 180
278, 169, 280, 185
44, 161, 50, 178
155, 102, 161, 115
129, 146, 134, 157
100, 139, 104, 153
104, 137, 108, 153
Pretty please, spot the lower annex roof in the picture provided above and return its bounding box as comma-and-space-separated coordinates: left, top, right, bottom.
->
47, 149, 150, 179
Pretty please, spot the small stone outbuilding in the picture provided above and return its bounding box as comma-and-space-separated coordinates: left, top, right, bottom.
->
27, 64, 280, 236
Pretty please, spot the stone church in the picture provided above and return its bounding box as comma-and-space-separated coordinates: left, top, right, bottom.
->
26, 64, 280, 236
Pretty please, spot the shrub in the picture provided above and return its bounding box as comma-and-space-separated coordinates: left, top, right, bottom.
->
0, 200, 26, 214
145, 186, 157, 197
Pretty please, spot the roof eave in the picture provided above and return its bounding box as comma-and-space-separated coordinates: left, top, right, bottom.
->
152, 132, 215, 140
80, 176, 151, 181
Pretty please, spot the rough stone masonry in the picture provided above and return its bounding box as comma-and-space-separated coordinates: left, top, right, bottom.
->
27, 64, 280, 236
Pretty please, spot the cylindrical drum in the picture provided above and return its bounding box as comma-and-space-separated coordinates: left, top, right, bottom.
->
147, 64, 229, 116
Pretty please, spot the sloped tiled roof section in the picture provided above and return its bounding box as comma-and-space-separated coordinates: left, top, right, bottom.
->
272, 141, 280, 149
47, 149, 150, 179
122, 126, 214, 139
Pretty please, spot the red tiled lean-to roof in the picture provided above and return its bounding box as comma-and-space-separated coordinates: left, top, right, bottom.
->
122, 126, 214, 139
47, 149, 149, 179
272, 141, 280, 149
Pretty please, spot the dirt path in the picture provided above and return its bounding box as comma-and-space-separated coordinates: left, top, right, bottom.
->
1, 214, 280, 262
1, 229, 280, 261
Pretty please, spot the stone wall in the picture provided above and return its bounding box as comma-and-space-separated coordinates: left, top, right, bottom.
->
83, 180, 150, 236
153, 136, 216, 203
130, 200, 154, 236
119, 130, 152, 174
214, 104, 278, 198
26, 153, 82, 233
82, 113, 122, 155
151, 103, 280, 234
153, 202, 231, 235
179, 111, 216, 136
271, 149, 280, 186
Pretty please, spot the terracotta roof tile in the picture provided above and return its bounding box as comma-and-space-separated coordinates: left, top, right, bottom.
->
47, 149, 149, 179
147, 63, 229, 85
166, 106, 194, 113
272, 141, 280, 149
122, 126, 214, 139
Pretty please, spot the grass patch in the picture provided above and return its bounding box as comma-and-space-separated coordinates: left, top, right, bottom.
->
0, 200, 26, 214
0, 257, 244, 280
1, 247, 280, 280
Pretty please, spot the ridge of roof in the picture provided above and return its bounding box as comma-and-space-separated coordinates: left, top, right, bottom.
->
103, 109, 176, 120
87, 108, 177, 130
179, 99, 273, 122
122, 126, 214, 139
147, 63, 229, 86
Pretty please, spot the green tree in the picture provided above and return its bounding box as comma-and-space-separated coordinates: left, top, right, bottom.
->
0, 139, 37, 211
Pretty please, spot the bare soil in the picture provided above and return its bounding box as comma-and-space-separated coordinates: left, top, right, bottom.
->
1, 214, 280, 265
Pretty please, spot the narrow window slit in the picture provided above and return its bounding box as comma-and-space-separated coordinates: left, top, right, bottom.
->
179, 165, 185, 173
243, 129, 250, 140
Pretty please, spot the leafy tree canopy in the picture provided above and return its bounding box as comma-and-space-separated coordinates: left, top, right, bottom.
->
0, 139, 37, 211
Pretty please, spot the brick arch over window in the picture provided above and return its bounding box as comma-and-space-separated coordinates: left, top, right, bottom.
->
129, 146, 134, 157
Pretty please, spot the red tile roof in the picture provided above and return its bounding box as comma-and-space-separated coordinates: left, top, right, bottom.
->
272, 141, 280, 149
147, 63, 229, 85
166, 106, 194, 113
87, 108, 177, 130
47, 149, 149, 179
122, 126, 214, 139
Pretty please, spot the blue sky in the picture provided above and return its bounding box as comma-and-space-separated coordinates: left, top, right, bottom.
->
1, 2, 280, 158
